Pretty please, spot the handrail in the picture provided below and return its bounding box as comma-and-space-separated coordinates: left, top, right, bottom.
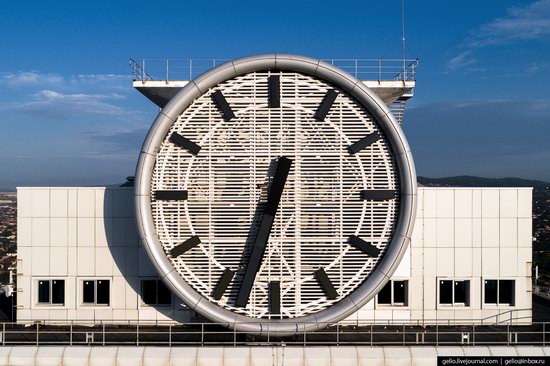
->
129, 58, 419, 82
0, 319, 543, 347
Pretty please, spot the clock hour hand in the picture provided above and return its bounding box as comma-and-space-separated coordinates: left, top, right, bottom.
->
235, 156, 293, 308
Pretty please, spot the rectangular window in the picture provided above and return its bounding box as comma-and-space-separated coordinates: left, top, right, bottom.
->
439, 280, 470, 306
51, 280, 65, 305
484, 279, 515, 306
37, 280, 65, 305
141, 279, 172, 306
82, 280, 110, 306
499, 280, 515, 305
38, 280, 50, 303
485, 280, 497, 304
377, 280, 408, 306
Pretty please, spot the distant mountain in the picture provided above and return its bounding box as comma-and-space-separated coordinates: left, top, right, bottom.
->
418, 175, 549, 189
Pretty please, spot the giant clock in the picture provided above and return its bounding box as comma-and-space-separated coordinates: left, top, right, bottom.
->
135, 54, 416, 334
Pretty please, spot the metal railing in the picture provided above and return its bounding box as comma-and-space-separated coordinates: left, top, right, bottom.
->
129, 58, 419, 83
1, 318, 542, 347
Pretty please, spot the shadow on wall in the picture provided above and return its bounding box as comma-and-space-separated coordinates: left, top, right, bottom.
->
102, 186, 192, 323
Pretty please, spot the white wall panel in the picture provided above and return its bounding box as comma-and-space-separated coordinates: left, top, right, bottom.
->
31, 189, 50, 217
31, 247, 50, 275
95, 247, 113, 276
481, 218, 499, 247
95, 218, 110, 247
518, 218, 532, 247
436, 219, 454, 247
77, 190, 95, 218
17, 217, 32, 247
423, 248, 437, 277
500, 190, 518, 218
423, 189, 437, 218
500, 247, 518, 277
50, 189, 68, 218
454, 219, 472, 247
482, 248, 500, 276
393, 247, 410, 277
454, 190, 472, 218
31, 218, 50, 247
50, 218, 68, 247
518, 189, 532, 218
436, 248, 454, 276
481, 190, 499, 218
50, 246, 68, 276
500, 218, 518, 247
472, 190, 482, 217
423, 219, 437, 247
77, 218, 95, 247
17, 189, 32, 217
454, 247, 473, 277
436, 190, 454, 218
94, 189, 106, 218
68, 190, 77, 218
77, 247, 95, 276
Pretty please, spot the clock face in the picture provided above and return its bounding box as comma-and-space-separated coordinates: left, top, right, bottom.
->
136, 55, 416, 333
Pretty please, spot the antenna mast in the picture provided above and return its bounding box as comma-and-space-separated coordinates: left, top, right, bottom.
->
401, 0, 406, 80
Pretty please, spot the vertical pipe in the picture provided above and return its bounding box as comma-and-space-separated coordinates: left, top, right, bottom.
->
142, 60, 145, 82
166, 59, 169, 82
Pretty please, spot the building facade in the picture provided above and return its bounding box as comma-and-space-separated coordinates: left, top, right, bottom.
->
16, 186, 532, 324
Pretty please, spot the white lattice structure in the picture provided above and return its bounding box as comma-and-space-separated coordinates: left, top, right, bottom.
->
151, 71, 399, 319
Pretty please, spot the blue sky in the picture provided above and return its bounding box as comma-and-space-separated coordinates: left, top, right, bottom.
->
1, 0, 549, 188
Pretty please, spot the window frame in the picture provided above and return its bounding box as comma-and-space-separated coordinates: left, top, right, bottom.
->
376, 279, 409, 307
36, 279, 65, 306
140, 278, 173, 307
483, 279, 516, 307
437, 278, 470, 307
80, 279, 111, 307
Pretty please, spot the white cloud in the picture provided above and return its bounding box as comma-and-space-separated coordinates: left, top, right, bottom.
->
1, 71, 129, 91
1, 89, 133, 119
448, 0, 550, 71
470, 0, 550, 47
446, 51, 476, 71
2, 71, 64, 87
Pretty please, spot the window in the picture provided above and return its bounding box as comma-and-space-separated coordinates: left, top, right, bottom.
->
141, 279, 172, 306
37, 280, 65, 305
484, 279, 515, 306
82, 280, 110, 306
377, 280, 408, 306
439, 280, 470, 306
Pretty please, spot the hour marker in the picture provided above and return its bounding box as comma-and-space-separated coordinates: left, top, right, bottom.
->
361, 189, 397, 200
211, 90, 235, 121
170, 235, 201, 257
314, 268, 338, 300
348, 133, 380, 155
348, 235, 381, 257
169, 132, 201, 155
154, 190, 188, 201
314, 89, 338, 121
212, 268, 235, 300
268, 75, 280, 108
269, 281, 281, 314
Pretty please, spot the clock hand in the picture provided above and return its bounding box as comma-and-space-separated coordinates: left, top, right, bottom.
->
235, 156, 293, 308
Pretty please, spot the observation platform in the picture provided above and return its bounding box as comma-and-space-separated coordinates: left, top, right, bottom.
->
130, 58, 418, 123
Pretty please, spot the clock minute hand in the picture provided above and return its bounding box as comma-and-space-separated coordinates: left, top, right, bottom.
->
235, 156, 293, 308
